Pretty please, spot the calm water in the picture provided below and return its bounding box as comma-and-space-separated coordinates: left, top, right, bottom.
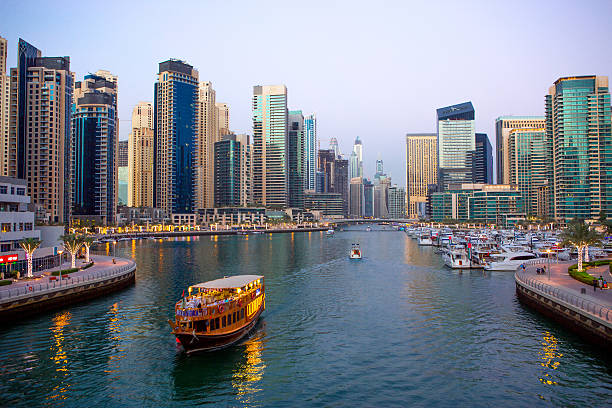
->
0, 226, 610, 407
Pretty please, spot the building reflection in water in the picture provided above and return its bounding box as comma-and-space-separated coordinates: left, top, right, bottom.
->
105, 302, 125, 380
47, 311, 72, 402
539, 331, 562, 386
232, 331, 266, 404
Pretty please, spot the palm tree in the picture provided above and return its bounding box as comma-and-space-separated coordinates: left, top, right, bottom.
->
61, 234, 84, 269
81, 235, 95, 263
560, 220, 601, 272
582, 228, 602, 263
19, 238, 41, 278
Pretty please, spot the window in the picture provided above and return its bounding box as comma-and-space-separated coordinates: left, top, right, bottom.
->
222, 316, 226, 328
233, 312, 236, 324
241, 308, 245, 320
0, 186, 7, 194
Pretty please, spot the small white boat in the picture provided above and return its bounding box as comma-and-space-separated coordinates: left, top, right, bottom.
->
484, 252, 541, 271
366, 226, 372, 232
443, 248, 475, 269
418, 234, 433, 246
326, 229, 335, 235
349, 243, 362, 260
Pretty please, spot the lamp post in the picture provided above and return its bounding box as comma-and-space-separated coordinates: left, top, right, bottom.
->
57, 249, 64, 285
112, 240, 117, 260
546, 249, 551, 281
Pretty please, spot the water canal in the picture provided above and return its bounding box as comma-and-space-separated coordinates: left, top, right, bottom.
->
0, 226, 610, 407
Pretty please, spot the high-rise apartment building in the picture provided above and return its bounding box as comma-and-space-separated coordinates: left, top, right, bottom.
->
406, 133, 437, 219
437, 102, 475, 191
8, 39, 73, 223
214, 135, 241, 207
252, 85, 288, 208
195, 81, 218, 210
0, 36, 9, 176
304, 114, 317, 191
71, 72, 118, 225
495, 116, 545, 184
288, 110, 305, 208
329, 137, 340, 158
546, 76, 612, 220
349, 177, 364, 217
473, 133, 493, 184
128, 102, 154, 207
349, 136, 363, 179
318, 149, 349, 215
216, 102, 229, 136
154, 60, 199, 214
117, 140, 128, 167
117, 140, 128, 206
235, 133, 252, 207
388, 185, 406, 218
374, 178, 390, 218
508, 128, 551, 217
363, 178, 374, 217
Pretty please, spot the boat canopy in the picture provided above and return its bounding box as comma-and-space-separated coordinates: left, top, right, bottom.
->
191, 275, 263, 290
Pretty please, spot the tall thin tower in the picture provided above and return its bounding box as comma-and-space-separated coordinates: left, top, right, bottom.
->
195, 81, 218, 209
128, 102, 154, 207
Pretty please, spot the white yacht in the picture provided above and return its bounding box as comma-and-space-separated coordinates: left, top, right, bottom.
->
349, 243, 362, 259
443, 248, 476, 269
418, 233, 433, 246
484, 252, 541, 271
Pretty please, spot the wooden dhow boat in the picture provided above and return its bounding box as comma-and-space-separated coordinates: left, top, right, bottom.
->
169, 275, 265, 353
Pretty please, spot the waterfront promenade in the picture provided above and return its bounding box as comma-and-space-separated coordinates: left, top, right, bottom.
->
515, 260, 612, 344
0, 255, 136, 322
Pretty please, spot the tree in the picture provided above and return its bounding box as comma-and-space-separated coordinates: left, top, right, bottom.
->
61, 234, 84, 269
560, 220, 601, 272
81, 235, 95, 263
19, 238, 41, 278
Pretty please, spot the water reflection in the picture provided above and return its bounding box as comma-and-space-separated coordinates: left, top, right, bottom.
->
105, 302, 125, 378
47, 311, 71, 402
539, 331, 562, 386
232, 330, 266, 404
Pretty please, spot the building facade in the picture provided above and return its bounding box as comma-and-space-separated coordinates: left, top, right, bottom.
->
406, 133, 437, 219
349, 136, 363, 179
304, 114, 317, 191
195, 81, 218, 210
304, 192, 344, 217
508, 128, 551, 217
363, 178, 374, 217
473, 133, 493, 184
547, 76, 612, 221
214, 136, 241, 207
128, 102, 154, 207
495, 116, 545, 185
71, 73, 118, 226
0, 177, 39, 253
252, 85, 288, 208
216, 102, 229, 136
154, 60, 199, 214
9, 39, 73, 223
349, 177, 364, 217
388, 185, 406, 218
288, 110, 305, 208
437, 102, 475, 191
0, 36, 9, 176
235, 134, 252, 207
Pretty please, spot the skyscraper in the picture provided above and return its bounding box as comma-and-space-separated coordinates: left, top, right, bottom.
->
71, 72, 118, 225
235, 133, 252, 207
508, 128, 551, 217
349, 177, 364, 217
388, 185, 406, 218
437, 102, 475, 191
349, 136, 363, 179
288, 110, 305, 208
128, 102, 154, 207
117, 140, 128, 206
473, 133, 493, 184
363, 178, 374, 217
252, 85, 288, 208
318, 149, 349, 215
154, 59, 198, 214
329, 137, 340, 158
117, 140, 128, 167
214, 135, 241, 207
9, 39, 73, 223
546, 75, 612, 220
304, 114, 317, 191
0, 36, 9, 176
406, 133, 437, 219
195, 81, 218, 210
216, 102, 229, 136
495, 116, 545, 184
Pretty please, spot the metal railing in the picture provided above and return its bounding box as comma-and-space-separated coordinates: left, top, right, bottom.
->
0, 260, 136, 303
515, 266, 611, 324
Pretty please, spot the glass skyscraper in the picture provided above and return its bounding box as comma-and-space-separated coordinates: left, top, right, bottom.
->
154, 60, 199, 214
288, 110, 305, 208
304, 114, 317, 191
214, 136, 241, 207
436, 102, 475, 191
473, 133, 493, 184
546, 76, 612, 220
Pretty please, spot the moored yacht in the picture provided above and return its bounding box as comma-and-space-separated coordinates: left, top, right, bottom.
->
169, 275, 265, 353
484, 252, 541, 271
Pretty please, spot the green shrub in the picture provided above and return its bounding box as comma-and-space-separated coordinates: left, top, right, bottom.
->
81, 262, 94, 270
51, 268, 78, 276
567, 260, 611, 285
0, 279, 12, 286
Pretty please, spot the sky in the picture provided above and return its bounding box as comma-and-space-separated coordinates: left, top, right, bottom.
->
2, 0, 611, 186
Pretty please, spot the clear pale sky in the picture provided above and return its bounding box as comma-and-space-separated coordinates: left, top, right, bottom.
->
2, 0, 611, 186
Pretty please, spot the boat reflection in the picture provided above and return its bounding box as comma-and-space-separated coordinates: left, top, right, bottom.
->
232, 329, 266, 403
47, 311, 72, 402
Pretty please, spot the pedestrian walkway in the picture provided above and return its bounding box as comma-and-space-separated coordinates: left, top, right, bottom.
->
525, 260, 612, 308
0, 255, 132, 296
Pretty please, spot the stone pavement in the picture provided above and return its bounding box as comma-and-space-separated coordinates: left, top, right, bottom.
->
525, 260, 612, 308
0, 255, 133, 296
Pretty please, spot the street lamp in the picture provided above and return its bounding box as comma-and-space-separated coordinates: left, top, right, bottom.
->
112, 240, 117, 260
57, 249, 64, 285
546, 249, 551, 281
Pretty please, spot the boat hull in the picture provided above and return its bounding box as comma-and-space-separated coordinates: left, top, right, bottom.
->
175, 307, 264, 354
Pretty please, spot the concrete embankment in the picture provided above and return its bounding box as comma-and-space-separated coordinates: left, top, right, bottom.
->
515, 262, 612, 346
0, 256, 136, 323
